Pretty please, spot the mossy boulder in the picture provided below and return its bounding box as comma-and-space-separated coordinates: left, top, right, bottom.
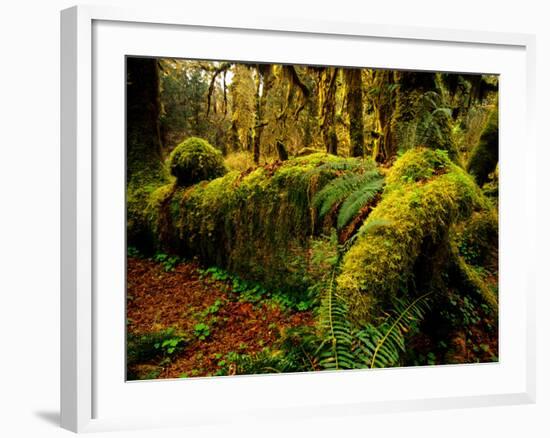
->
169, 137, 227, 186
337, 147, 490, 321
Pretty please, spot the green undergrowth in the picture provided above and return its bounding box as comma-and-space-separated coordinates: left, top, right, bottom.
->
127, 328, 188, 380
198, 266, 317, 312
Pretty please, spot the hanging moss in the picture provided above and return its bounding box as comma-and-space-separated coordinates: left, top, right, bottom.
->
337, 147, 489, 321
169, 137, 228, 186
467, 109, 498, 186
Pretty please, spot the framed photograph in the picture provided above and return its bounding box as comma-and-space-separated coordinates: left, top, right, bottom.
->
61, 5, 536, 433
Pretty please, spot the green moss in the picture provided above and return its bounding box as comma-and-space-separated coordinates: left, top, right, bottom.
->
449, 244, 498, 313
169, 137, 228, 186
385, 148, 451, 187
337, 147, 487, 321
155, 153, 364, 290
127, 165, 170, 252
456, 208, 498, 267
467, 109, 498, 186
295, 147, 320, 157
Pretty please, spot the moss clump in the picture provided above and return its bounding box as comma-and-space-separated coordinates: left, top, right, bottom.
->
467, 109, 498, 186
169, 137, 227, 186
337, 147, 487, 321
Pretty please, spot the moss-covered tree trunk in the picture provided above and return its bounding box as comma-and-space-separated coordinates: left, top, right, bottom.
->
127, 57, 163, 181
253, 65, 275, 164
467, 109, 498, 186
370, 70, 396, 163
390, 72, 435, 153
126, 57, 167, 250
318, 68, 339, 155
390, 71, 458, 161
344, 68, 365, 157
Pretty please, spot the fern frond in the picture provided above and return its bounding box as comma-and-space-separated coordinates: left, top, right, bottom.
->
360, 292, 432, 368
317, 270, 355, 370
313, 173, 366, 219
313, 169, 384, 223
336, 176, 384, 229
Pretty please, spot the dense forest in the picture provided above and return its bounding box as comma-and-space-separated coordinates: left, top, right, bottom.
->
126, 57, 499, 380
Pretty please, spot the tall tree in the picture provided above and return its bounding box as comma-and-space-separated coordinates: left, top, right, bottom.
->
252, 64, 275, 164
229, 64, 256, 152
126, 57, 167, 250
367, 70, 397, 163
317, 67, 339, 155
344, 68, 364, 157
126, 57, 163, 182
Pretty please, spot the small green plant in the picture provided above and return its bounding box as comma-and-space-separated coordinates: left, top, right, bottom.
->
127, 246, 141, 258
153, 252, 181, 271
205, 299, 223, 315
154, 336, 184, 355
194, 323, 211, 341
126, 328, 187, 379
200, 266, 316, 311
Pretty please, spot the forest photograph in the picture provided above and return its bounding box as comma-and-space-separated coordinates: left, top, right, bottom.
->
126, 56, 499, 381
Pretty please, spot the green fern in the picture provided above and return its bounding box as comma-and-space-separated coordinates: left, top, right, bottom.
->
336, 177, 384, 229
316, 270, 357, 370
358, 292, 432, 368
312, 169, 384, 229
316, 281, 431, 370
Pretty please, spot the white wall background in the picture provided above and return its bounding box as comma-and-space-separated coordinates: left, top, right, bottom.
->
0, 1, 546, 436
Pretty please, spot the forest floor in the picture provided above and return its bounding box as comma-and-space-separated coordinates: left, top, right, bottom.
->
126, 257, 314, 379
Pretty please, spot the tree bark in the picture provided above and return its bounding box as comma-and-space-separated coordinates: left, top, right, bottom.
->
369, 70, 396, 163
317, 68, 339, 155
126, 57, 166, 251
126, 57, 163, 181
467, 109, 499, 186
253, 65, 275, 164
276, 140, 289, 161
344, 69, 364, 157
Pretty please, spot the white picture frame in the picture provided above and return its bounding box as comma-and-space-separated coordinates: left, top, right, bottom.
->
60, 4, 536, 433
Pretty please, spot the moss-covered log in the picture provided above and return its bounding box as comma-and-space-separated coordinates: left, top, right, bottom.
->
149, 153, 370, 289
467, 109, 498, 186
336, 148, 493, 321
